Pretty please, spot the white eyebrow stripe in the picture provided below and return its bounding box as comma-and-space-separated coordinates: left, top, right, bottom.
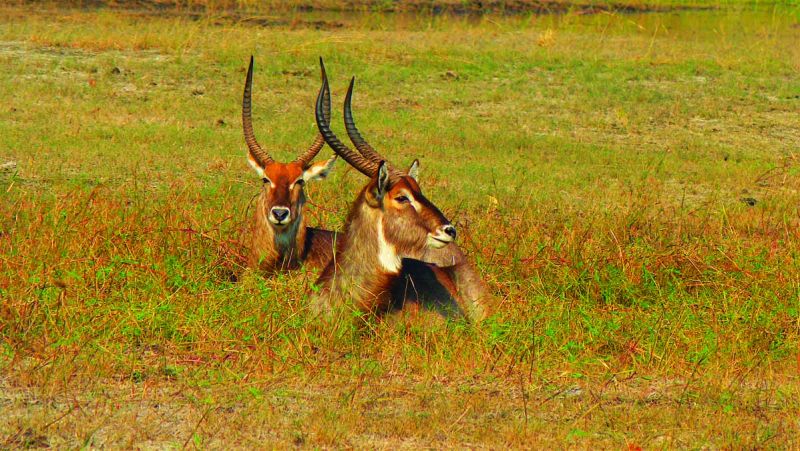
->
289, 177, 304, 190
399, 189, 418, 212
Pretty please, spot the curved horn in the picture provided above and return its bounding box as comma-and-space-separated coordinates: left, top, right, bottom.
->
242, 56, 273, 167
344, 77, 404, 179
344, 77, 383, 164
296, 57, 333, 166
314, 65, 378, 178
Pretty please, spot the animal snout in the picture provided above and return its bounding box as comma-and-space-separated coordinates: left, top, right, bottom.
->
270, 206, 290, 224
427, 224, 456, 249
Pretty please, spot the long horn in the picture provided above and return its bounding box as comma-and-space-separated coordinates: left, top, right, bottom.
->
344, 77, 404, 179
314, 65, 378, 178
242, 56, 273, 166
295, 57, 333, 166
344, 77, 383, 164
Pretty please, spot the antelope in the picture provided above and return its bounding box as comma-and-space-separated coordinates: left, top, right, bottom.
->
311, 68, 489, 321
242, 56, 338, 272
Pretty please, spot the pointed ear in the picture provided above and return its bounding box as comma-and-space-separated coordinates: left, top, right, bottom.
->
302, 155, 337, 182
247, 153, 266, 179
407, 159, 420, 181
374, 161, 391, 200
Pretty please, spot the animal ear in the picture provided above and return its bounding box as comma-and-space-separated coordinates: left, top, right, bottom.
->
366, 161, 391, 207
375, 161, 391, 200
407, 159, 420, 181
302, 155, 337, 182
247, 153, 267, 179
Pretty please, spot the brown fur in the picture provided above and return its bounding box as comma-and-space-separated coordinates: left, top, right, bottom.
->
313, 188, 398, 312
420, 244, 491, 320
241, 55, 338, 274
313, 170, 482, 320
310, 65, 489, 319
246, 160, 337, 273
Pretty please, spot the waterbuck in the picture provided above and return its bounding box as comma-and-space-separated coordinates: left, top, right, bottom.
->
242, 56, 338, 272
311, 69, 489, 321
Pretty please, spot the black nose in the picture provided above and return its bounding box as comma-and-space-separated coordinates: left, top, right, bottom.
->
271, 207, 289, 222
443, 225, 456, 238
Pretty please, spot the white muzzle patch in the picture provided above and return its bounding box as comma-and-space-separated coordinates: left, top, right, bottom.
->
427, 231, 454, 249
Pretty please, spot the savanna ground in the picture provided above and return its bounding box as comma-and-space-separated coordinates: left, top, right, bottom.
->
1, 1, 800, 448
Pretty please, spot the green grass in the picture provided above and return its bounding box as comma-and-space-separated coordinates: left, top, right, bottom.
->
1, 3, 800, 448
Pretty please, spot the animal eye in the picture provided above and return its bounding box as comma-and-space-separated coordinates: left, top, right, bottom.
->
295, 179, 305, 187
395, 195, 410, 204
262, 178, 269, 184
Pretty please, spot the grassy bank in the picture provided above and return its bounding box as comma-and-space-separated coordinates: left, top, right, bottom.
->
1, 4, 799, 448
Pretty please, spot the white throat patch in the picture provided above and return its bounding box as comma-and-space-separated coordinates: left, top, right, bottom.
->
377, 220, 401, 273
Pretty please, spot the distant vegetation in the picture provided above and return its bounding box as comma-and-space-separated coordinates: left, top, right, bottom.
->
19, 0, 784, 14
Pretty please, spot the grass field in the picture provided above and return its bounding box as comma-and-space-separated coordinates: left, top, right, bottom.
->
1, 2, 800, 448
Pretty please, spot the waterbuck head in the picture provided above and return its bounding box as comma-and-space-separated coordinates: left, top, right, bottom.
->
314, 69, 456, 264
243, 56, 337, 229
